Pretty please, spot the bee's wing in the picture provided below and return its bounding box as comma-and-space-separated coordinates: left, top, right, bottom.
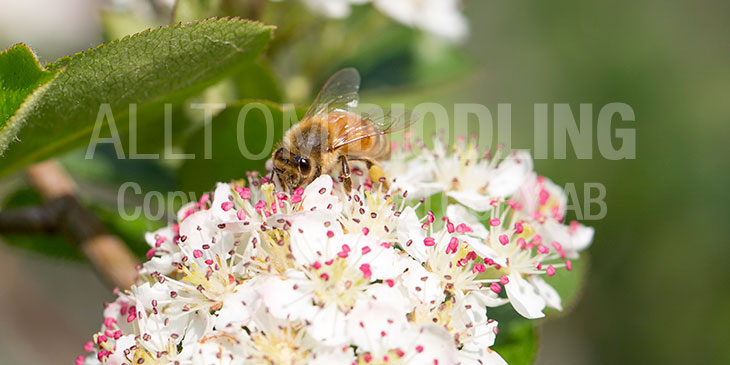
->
330, 108, 419, 152
303, 68, 361, 121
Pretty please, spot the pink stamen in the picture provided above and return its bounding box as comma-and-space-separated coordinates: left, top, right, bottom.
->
499, 234, 509, 245
427, 210, 435, 223
193, 249, 203, 258
424, 237, 436, 246
359, 263, 372, 279
546, 265, 556, 277
517, 237, 527, 249
103, 317, 116, 328
538, 188, 550, 205
97, 351, 110, 362
96, 335, 107, 345
514, 222, 524, 234
446, 237, 459, 254
456, 223, 473, 233
489, 218, 501, 226
500, 274, 509, 285
490, 282, 502, 294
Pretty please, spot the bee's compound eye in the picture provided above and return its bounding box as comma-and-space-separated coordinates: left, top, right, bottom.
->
297, 156, 311, 174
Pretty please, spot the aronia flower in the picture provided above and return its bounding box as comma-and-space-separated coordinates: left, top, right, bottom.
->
80, 138, 593, 364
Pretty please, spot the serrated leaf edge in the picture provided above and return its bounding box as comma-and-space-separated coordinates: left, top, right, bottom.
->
46, 17, 275, 70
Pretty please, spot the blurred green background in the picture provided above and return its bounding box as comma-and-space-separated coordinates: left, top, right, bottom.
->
1, 0, 729, 364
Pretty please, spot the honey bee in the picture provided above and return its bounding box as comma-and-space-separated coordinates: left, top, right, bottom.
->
272, 68, 417, 193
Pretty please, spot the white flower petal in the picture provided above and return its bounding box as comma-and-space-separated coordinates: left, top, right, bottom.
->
487, 150, 533, 197
529, 275, 562, 311
105, 335, 137, 365
397, 206, 428, 262
290, 211, 343, 265
504, 273, 546, 319
307, 303, 348, 346
210, 183, 238, 222
214, 280, 262, 329
301, 175, 341, 213
447, 190, 493, 212
191, 330, 248, 365
446, 204, 489, 239
258, 274, 314, 321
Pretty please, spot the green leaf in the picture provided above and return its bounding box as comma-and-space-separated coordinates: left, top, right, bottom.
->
492, 317, 539, 365
0, 18, 274, 177
177, 100, 306, 192
0, 44, 57, 126
232, 61, 282, 102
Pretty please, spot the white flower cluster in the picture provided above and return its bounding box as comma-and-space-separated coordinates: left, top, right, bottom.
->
280, 0, 468, 41
79, 141, 593, 365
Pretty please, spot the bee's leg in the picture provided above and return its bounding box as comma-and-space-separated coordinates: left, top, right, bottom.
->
349, 157, 389, 191
339, 155, 352, 193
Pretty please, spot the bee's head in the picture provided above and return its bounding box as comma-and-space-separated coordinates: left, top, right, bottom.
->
272, 147, 315, 191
